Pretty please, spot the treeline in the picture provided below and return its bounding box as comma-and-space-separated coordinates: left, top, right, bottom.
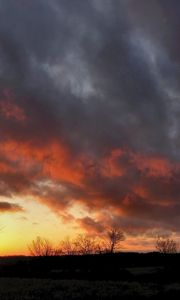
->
28, 227, 178, 256
28, 227, 125, 256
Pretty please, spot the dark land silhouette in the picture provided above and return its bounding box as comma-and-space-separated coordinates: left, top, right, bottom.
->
0, 252, 179, 281
0, 252, 180, 299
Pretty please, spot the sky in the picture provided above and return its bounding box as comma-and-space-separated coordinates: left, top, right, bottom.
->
0, 0, 180, 255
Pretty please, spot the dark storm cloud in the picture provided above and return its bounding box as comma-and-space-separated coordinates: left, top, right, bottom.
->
0, 0, 180, 157
0, 0, 180, 234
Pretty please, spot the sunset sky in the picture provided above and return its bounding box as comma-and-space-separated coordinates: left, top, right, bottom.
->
0, 0, 180, 255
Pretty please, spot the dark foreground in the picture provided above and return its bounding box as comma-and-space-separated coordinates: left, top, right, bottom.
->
0, 253, 180, 299
1, 277, 180, 299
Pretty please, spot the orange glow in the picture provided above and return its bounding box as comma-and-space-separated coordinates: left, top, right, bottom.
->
0, 140, 84, 185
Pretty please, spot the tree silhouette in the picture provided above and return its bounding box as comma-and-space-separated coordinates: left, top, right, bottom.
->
28, 236, 53, 256
60, 237, 76, 255
155, 236, 177, 254
106, 227, 125, 253
74, 234, 96, 255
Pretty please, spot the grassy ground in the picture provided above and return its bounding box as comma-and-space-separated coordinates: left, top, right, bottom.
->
0, 278, 180, 299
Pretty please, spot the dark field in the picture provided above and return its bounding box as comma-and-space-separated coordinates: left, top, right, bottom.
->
0, 253, 180, 299
1, 278, 180, 299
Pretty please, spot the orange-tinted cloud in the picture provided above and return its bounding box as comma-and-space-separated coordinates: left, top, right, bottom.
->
0, 201, 23, 213
1, 133, 180, 237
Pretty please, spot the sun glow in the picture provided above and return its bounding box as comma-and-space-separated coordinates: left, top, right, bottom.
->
0, 196, 79, 255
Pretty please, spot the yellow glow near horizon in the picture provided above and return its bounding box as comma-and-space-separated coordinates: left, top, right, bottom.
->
1, 195, 178, 255
0, 196, 80, 256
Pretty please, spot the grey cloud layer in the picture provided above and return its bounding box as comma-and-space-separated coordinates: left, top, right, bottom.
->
0, 0, 180, 158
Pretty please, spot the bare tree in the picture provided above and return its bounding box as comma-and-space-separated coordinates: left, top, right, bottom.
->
94, 240, 109, 254
53, 248, 63, 256
28, 236, 53, 256
74, 234, 96, 255
60, 237, 76, 255
155, 236, 177, 254
106, 227, 125, 253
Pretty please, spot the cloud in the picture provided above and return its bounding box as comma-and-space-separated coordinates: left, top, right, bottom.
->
0, 1, 180, 236
1, 141, 179, 234
76, 217, 105, 234
0, 89, 26, 122
0, 201, 23, 213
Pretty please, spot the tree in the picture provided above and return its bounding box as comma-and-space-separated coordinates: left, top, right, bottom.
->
155, 236, 177, 254
73, 234, 96, 255
60, 237, 76, 255
106, 227, 125, 253
94, 240, 109, 254
28, 236, 53, 256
